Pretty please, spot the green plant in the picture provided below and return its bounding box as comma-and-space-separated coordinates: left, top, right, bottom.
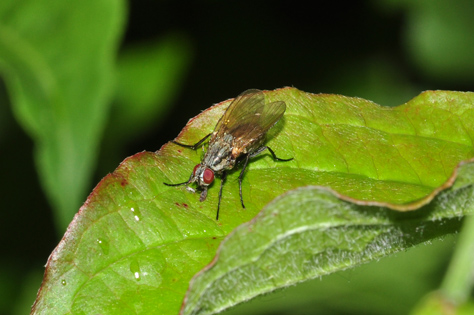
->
31, 88, 474, 314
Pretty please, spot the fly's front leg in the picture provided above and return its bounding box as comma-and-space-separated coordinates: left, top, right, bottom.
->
172, 133, 212, 150
163, 173, 194, 187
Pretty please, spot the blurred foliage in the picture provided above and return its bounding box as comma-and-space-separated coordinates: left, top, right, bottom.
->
100, 33, 193, 171
0, 0, 126, 231
375, 0, 474, 83
0, 0, 473, 314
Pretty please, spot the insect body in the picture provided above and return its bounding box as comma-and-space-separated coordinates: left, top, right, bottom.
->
164, 89, 293, 220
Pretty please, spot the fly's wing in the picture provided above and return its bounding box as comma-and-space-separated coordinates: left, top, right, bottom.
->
231, 100, 286, 152
211, 89, 265, 142
213, 89, 286, 154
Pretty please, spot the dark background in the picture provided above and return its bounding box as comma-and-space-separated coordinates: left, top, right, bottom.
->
2, 0, 474, 314
129, 1, 409, 148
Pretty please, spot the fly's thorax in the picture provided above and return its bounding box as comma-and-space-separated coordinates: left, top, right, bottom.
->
202, 133, 235, 172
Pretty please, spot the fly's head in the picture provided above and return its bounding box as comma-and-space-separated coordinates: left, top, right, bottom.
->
192, 164, 215, 201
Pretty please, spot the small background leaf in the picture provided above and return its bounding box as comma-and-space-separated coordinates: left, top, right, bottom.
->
378, 0, 474, 82
0, 0, 125, 230
32, 88, 474, 314
100, 33, 192, 168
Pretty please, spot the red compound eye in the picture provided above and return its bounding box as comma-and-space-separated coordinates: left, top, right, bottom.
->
192, 164, 200, 176
202, 168, 215, 184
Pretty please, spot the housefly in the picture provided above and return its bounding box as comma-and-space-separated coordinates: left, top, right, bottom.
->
164, 89, 293, 220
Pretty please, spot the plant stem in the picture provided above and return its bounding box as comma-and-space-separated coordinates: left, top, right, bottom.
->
440, 214, 474, 304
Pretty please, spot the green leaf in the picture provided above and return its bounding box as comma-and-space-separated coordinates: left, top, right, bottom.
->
183, 174, 474, 314
219, 237, 455, 315
112, 33, 192, 142
0, 0, 125, 230
98, 34, 192, 170
32, 88, 474, 314
379, 0, 474, 81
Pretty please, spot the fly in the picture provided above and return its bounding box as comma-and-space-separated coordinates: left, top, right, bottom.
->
164, 89, 293, 220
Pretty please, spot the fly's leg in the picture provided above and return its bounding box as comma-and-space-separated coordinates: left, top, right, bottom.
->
165, 134, 211, 191
199, 186, 208, 202
237, 146, 293, 209
216, 171, 227, 220
172, 133, 212, 150
238, 155, 251, 209
163, 173, 194, 186
251, 146, 293, 162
